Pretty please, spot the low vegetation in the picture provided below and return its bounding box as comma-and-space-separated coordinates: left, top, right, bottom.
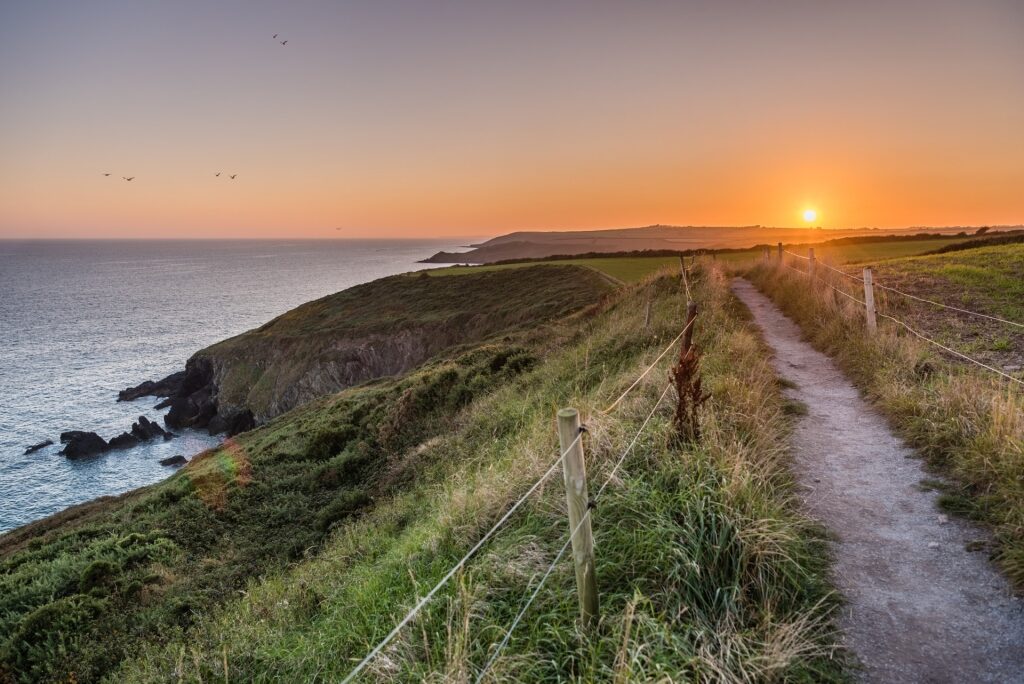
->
746, 245, 1024, 588
427, 256, 684, 283
199, 265, 615, 422
430, 232, 1012, 285
2, 263, 847, 682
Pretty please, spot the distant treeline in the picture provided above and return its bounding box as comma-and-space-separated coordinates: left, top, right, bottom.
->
488, 229, 1005, 265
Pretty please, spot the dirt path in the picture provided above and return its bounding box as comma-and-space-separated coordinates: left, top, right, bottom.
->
731, 278, 1024, 683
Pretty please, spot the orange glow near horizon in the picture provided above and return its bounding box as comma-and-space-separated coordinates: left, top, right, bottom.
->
1, 2, 1023, 239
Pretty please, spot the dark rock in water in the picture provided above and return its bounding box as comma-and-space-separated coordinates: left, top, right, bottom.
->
207, 409, 255, 437
159, 454, 187, 467
107, 432, 141, 450
131, 415, 172, 442
59, 432, 109, 459
60, 430, 95, 444
63, 416, 175, 457
154, 397, 173, 410
118, 371, 186, 402
24, 439, 54, 455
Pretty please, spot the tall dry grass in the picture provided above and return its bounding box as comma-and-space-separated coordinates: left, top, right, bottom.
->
747, 259, 1024, 588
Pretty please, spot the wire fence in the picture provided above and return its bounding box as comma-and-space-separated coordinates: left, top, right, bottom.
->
475, 383, 673, 682
601, 315, 695, 414
775, 251, 1023, 388
342, 271, 693, 683
339, 430, 583, 683
872, 281, 1024, 330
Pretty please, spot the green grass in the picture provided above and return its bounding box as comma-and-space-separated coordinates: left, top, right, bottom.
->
870, 244, 1024, 324
427, 256, 682, 283
746, 250, 1024, 589
429, 235, 985, 284
1, 263, 847, 682
808, 238, 975, 263
113, 265, 844, 683
200, 265, 614, 420
0, 341, 550, 683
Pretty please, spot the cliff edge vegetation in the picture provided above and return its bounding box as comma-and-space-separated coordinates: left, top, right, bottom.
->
127, 265, 615, 435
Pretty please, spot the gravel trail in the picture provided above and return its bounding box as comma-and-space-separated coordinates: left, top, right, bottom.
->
731, 278, 1024, 683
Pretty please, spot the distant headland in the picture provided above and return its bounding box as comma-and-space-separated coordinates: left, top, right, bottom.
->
421, 224, 1023, 264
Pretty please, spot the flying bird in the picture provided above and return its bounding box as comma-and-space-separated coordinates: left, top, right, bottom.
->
215, 172, 221, 177
280, 40, 287, 45
272, 33, 278, 39
123, 176, 134, 181
229, 174, 237, 179
102, 173, 111, 176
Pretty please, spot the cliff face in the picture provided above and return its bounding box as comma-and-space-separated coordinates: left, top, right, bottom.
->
137, 265, 613, 435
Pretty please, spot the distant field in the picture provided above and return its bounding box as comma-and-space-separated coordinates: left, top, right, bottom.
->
869, 244, 1024, 367
773, 242, 1023, 372
428, 235, 979, 283
791, 237, 977, 264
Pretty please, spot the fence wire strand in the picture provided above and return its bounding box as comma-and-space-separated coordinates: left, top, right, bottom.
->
340, 431, 582, 684
872, 281, 1024, 329
343, 305, 695, 682
876, 311, 1024, 386
779, 258, 1021, 386
601, 317, 694, 414
475, 383, 673, 682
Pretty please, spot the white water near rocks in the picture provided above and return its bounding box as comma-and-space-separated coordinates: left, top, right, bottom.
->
0, 239, 470, 533
731, 278, 1023, 683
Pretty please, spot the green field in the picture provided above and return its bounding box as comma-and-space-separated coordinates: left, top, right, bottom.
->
427, 235, 982, 283
790, 237, 978, 264
872, 243, 1024, 324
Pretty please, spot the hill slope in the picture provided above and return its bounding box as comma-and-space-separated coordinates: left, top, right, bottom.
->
1, 262, 844, 682
127, 265, 615, 435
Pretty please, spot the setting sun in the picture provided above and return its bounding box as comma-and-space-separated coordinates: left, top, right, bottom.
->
803, 209, 818, 223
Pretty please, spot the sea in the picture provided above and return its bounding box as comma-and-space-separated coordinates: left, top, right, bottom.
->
0, 239, 471, 533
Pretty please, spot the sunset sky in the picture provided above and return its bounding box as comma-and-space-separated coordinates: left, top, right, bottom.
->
1, 0, 1022, 239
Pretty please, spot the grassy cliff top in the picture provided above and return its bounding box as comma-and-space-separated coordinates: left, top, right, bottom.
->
213, 264, 615, 345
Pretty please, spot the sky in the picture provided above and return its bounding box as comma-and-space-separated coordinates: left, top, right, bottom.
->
1, 0, 1022, 239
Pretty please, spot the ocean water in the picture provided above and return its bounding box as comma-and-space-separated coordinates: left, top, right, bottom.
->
0, 239, 469, 533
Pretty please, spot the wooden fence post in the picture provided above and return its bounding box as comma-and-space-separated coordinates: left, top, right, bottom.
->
556, 408, 598, 630
777, 242, 783, 262
682, 301, 698, 353
808, 247, 815, 275
643, 299, 651, 329
862, 267, 877, 334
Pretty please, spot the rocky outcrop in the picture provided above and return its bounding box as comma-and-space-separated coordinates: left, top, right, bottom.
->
24, 439, 54, 455
59, 416, 174, 459
107, 416, 174, 450
207, 408, 255, 436
159, 455, 187, 467
118, 371, 185, 402
60, 431, 109, 459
